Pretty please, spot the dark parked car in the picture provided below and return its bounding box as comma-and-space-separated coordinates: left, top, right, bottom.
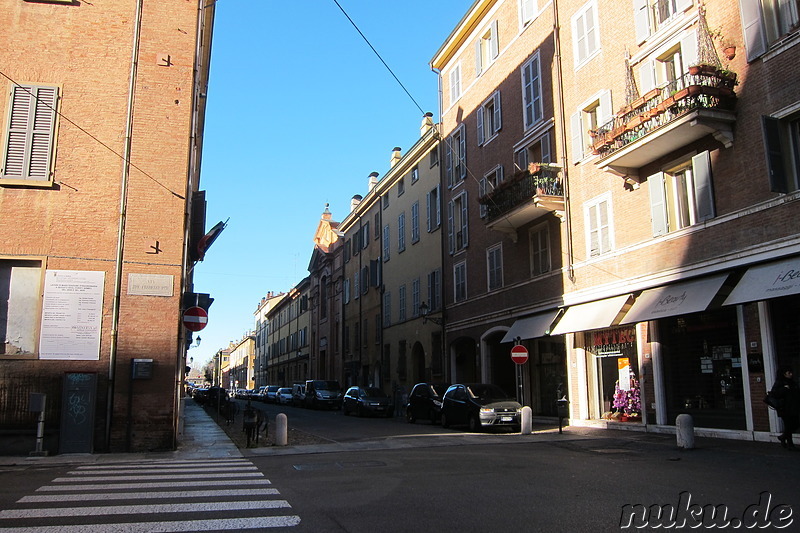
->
440, 383, 522, 432
304, 380, 343, 409
264, 385, 280, 403
406, 382, 450, 424
342, 386, 393, 417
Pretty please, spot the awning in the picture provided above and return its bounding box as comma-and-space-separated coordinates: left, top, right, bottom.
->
501, 310, 561, 343
550, 294, 633, 335
724, 257, 800, 306
619, 274, 729, 324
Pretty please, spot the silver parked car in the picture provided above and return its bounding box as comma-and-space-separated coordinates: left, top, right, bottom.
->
440, 383, 521, 432
276, 387, 292, 405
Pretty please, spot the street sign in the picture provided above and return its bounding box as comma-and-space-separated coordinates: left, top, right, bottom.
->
183, 306, 208, 332
511, 344, 529, 365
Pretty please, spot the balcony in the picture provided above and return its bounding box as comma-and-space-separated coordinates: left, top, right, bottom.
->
478, 163, 564, 239
589, 67, 737, 181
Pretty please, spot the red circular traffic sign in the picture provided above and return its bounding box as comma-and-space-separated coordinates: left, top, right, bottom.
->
511, 344, 529, 365
183, 306, 208, 332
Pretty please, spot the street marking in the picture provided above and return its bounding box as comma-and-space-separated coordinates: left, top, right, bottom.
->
51, 471, 264, 482
67, 466, 258, 475
76, 460, 251, 469
20, 488, 280, 502
0, 500, 291, 518
0, 516, 301, 532
38, 479, 273, 491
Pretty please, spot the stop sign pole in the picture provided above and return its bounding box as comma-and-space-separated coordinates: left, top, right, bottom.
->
511, 340, 528, 404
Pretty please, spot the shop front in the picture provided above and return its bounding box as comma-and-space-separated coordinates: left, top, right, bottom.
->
586, 326, 642, 423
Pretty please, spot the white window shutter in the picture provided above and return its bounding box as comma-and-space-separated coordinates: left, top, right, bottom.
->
633, 0, 650, 44
475, 39, 483, 76
458, 125, 467, 179
676, 0, 693, 13
447, 200, 455, 254
445, 138, 453, 187
493, 91, 502, 132
692, 151, 715, 221
490, 20, 500, 59
638, 62, 656, 92
739, 0, 767, 61
436, 184, 441, 226
599, 90, 613, 126
426, 191, 432, 231
542, 133, 552, 164
648, 172, 668, 236
461, 191, 469, 247
570, 111, 584, 160
3, 85, 58, 181
680, 30, 698, 69
479, 178, 487, 218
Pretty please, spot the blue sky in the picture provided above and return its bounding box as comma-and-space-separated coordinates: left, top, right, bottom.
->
190, 0, 472, 369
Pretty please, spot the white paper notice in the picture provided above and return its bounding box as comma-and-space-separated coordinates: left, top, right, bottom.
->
39, 270, 105, 360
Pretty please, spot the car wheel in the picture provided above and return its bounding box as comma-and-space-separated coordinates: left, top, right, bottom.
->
406, 409, 416, 423
468, 414, 481, 433
441, 412, 450, 428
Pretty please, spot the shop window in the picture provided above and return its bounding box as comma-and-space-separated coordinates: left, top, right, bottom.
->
587, 326, 642, 421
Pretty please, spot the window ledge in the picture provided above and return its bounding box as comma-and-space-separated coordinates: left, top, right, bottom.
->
0, 179, 56, 189
763, 30, 800, 63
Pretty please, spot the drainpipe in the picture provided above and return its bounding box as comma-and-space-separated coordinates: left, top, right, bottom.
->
552, 0, 576, 283
107, 0, 144, 451
431, 65, 449, 383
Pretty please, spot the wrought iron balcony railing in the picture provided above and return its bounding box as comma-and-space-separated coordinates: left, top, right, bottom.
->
478, 163, 563, 222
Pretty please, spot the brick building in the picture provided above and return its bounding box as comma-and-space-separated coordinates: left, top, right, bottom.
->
0, 0, 215, 453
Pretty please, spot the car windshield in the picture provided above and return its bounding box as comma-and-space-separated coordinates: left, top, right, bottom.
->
278, 388, 290, 394
466, 384, 511, 402
267, 386, 279, 392
363, 387, 387, 398
313, 380, 340, 391
430, 384, 448, 398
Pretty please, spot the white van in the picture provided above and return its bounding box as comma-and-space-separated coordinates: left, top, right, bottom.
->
291, 382, 306, 406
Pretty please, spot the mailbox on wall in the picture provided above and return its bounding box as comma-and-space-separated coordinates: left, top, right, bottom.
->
131, 358, 154, 380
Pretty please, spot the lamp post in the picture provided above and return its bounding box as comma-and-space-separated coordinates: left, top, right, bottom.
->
418, 301, 443, 326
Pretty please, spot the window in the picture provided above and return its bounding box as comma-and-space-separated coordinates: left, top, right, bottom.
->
411, 166, 419, 183
360, 223, 369, 249
520, 0, 538, 26
361, 265, 370, 294
570, 91, 612, 161
399, 284, 407, 322
741, 0, 800, 59
411, 202, 420, 243
384, 292, 392, 327
634, 0, 693, 43
1, 84, 59, 183
479, 166, 504, 218
430, 146, 439, 168
427, 185, 441, 231
398, 212, 406, 252
382, 194, 389, 209
515, 132, 552, 172
344, 240, 351, 262
374, 213, 380, 239
529, 223, 551, 276
428, 269, 441, 311
585, 193, 614, 258
445, 124, 467, 187
398, 177, 405, 196
487, 244, 504, 291
448, 191, 469, 254
478, 91, 502, 145
383, 224, 390, 261
475, 20, 499, 76
648, 151, 715, 236
354, 272, 359, 300
763, 113, 800, 193
0, 260, 42, 356
521, 55, 543, 130
449, 63, 462, 105
572, 1, 600, 67
412, 278, 421, 317
637, 33, 698, 93
454, 261, 467, 302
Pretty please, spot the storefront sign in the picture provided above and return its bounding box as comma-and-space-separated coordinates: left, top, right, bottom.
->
724, 257, 800, 305
590, 326, 636, 355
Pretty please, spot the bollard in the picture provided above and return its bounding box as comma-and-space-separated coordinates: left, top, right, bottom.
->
521, 406, 532, 434
676, 413, 695, 449
276, 413, 288, 446
556, 397, 570, 434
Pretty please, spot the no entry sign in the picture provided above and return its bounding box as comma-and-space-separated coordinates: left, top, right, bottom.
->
511, 344, 529, 365
183, 306, 208, 332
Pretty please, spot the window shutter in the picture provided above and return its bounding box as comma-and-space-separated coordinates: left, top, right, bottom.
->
739, 0, 767, 61
460, 191, 469, 247
477, 106, 485, 145
445, 137, 453, 187
435, 184, 441, 227
570, 111, 584, 160
475, 39, 483, 76
599, 90, 613, 126
680, 30, 698, 70
458, 125, 467, 180
692, 151, 715, 221
490, 20, 500, 59
762, 116, 788, 193
675, 0, 692, 12
638, 62, 655, 92
479, 178, 488, 218
493, 91, 502, 133
633, 0, 650, 44
648, 172, 668, 236
426, 191, 432, 231
542, 133, 552, 163
370, 259, 381, 287
3, 85, 58, 181
447, 200, 455, 254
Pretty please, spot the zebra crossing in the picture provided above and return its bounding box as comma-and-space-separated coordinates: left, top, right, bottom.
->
0, 458, 300, 531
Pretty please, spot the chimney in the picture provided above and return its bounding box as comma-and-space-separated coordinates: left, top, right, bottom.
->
368, 172, 379, 190
420, 112, 434, 135
350, 194, 363, 212
321, 203, 332, 221
390, 147, 402, 167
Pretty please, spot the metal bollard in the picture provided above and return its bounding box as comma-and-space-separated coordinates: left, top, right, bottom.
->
676, 413, 695, 449
556, 398, 570, 434
276, 413, 288, 446
521, 406, 532, 434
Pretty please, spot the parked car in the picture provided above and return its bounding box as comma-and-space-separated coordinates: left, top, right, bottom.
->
304, 380, 343, 409
276, 387, 292, 405
253, 386, 268, 402
440, 383, 522, 432
234, 389, 249, 400
264, 385, 281, 403
406, 382, 450, 424
342, 386, 393, 417
291, 382, 306, 406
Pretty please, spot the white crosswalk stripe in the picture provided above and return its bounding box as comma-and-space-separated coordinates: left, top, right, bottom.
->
0, 458, 300, 531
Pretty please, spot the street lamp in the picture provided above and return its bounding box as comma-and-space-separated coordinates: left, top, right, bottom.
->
418, 301, 443, 326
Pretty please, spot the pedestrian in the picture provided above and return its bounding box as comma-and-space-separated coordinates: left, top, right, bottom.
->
243, 401, 257, 447
770, 365, 800, 449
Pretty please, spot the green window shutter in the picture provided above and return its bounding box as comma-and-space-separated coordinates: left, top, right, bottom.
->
3, 85, 58, 181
